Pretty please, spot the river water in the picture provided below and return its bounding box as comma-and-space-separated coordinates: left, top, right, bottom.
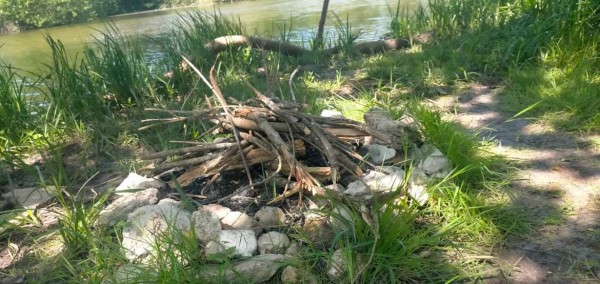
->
0, 0, 422, 72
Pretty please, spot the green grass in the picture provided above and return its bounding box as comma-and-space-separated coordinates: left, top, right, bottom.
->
2, 4, 584, 283
383, 0, 600, 132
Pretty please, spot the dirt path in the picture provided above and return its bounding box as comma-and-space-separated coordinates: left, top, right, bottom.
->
434, 84, 600, 283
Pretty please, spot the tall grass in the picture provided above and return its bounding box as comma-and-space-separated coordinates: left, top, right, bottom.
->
83, 27, 163, 109
169, 11, 245, 70
0, 64, 37, 163
43, 36, 109, 126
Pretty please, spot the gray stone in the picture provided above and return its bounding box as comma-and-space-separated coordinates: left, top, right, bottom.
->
205, 229, 257, 258
221, 211, 258, 231
327, 249, 348, 281
203, 254, 290, 283
2, 186, 58, 209
107, 264, 156, 284
330, 205, 354, 230
0, 199, 10, 211
280, 266, 319, 284
407, 182, 429, 206
202, 203, 231, 220
193, 209, 222, 244
96, 188, 159, 227
257, 232, 290, 255
302, 212, 334, 248
417, 147, 452, 178
121, 199, 192, 264
281, 266, 301, 283
254, 206, 286, 228
325, 183, 345, 192
344, 180, 369, 197
285, 242, 300, 256
363, 166, 405, 193
115, 173, 166, 196
408, 167, 428, 184
320, 109, 344, 119
363, 144, 396, 164
345, 166, 405, 197
364, 108, 422, 147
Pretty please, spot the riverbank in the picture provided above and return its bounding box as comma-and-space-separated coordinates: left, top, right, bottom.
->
0, 0, 220, 35
0, 0, 598, 282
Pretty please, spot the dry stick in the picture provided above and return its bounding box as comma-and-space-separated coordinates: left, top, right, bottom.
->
200, 172, 220, 196
150, 152, 221, 174
288, 65, 301, 102
222, 116, 369, 138
140, 142, 237, 160
144, 107, 208, 115
311, 116, 392, 144
181, 56, 255, 191
139, 108, 213, 131
138, 117, 190, 131
244, 82, 300, 197
298, 113, 340, 186
353, 207, 379, 283
248, 112, 320, 203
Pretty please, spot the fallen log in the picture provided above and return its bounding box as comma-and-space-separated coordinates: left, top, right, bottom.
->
204, 35, 306, 56
203, 35, 412, 56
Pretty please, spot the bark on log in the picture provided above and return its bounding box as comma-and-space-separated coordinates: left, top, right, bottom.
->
204, 35, 306, 56
203, 35, 412, 56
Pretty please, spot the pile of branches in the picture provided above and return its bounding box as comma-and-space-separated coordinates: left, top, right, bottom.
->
141, 58, 395, 205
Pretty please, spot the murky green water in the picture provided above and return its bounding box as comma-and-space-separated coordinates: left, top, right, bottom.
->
0, 0, 422, 72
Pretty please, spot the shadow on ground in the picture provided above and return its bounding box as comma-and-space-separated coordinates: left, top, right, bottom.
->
433, 84, 600, 283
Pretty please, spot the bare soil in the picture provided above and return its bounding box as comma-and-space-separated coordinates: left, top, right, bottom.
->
434, 84, 600, 283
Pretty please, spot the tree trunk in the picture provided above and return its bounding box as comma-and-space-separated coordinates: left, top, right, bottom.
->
316, 0, 330, 48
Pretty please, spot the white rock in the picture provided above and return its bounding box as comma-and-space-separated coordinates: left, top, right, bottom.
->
122, 199, 192, 264
364, 108, 422, 147
302, 212, 334, 248
203, 254, 290, 283
345, 166, 405, 197
408, 167, 428, 184
330, 205, 354, 230
285, 242, 300, 256
254, 207, 286, 228
115, 173, 166, 196
193, 209, 222, 244
327, 249, 348, 281
363, 144, 396, 164
325, 183, 345, 192
108, 264, 155, 284
2, 186, 58, 209
344, 181, 369, 197
201, 203, 231, 220
257, 232, 290, 255
280, 266, 319, 284
415, 145, 452, 178
221, 211, 258, 230
205, 230, 257, 258
320, 109, 344, 119
407, 182, 429, 206
280, 266, 301, 283
363, 167, 405, 193
97, 188, 159, 227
